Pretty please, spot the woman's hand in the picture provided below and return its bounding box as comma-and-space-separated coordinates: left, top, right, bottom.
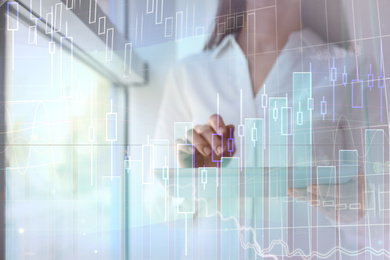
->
288, 174, 366, 224
176, 114, 236, 168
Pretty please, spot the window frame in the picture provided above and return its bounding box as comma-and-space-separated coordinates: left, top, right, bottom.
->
0, 3, 6, 260
8, 0, 147, 87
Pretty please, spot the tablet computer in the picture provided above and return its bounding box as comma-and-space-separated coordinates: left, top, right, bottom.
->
155, 165, 356, 190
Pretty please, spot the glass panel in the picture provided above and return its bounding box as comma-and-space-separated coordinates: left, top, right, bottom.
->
4, 15, 123, 259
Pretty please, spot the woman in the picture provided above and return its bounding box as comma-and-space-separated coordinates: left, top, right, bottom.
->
155, 0, 386, 258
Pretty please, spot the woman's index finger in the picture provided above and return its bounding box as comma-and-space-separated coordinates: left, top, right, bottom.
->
208, 114, 227, 134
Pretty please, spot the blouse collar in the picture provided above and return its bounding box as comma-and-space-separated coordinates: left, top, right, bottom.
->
210, 28, 323, 60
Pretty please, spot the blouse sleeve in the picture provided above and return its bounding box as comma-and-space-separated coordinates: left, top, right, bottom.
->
154, 65, 192, 143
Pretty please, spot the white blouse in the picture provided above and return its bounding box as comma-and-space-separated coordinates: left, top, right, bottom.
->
154, 28, 388, 258
155, 29, 378, 168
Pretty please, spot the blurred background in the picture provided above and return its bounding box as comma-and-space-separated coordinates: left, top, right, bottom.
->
1, 0, 390, 259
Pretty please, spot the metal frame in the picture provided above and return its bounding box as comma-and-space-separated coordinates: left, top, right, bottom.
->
8, 0, 148, 87
0, 3, 6, 260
